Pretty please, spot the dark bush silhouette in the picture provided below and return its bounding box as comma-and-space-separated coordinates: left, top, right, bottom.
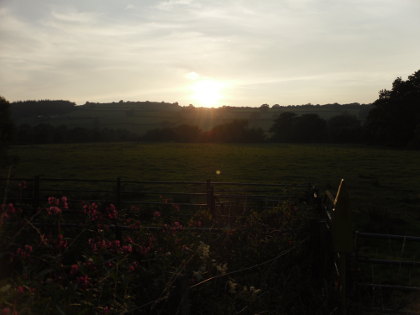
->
0, 96, 14, 166
204, 120, 266, 142
141, 124, 203, 142
327, 114, 362, 143
270, 112, 327, 142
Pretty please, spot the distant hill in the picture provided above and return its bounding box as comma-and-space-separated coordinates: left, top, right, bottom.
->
10, 100, 372, 136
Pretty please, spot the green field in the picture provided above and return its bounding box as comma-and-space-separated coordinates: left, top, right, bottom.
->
6, 143, 420, 234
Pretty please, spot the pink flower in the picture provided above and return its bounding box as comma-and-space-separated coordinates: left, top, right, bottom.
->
76, 275, 90, 288
61, 196, 69, 209
17, 286, 25, 294
122, 244, 133, 253
16, 244, 33, 259
2, 307, 18, 315
105, 204, 118, 219
83, 202, 99, 221
153, 211, 161, 218
70, 264, 79, 275
57, 234, 68, 249
128, 261, 139, 272
46, 206, 62, 215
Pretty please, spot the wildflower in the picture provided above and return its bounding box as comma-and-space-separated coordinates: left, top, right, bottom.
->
153, 211, 161, 218
128, 261, 139, 272
48, 196, 59, 206
83, 202, 99, 221
227, 280, 238, 294
215, 263, 228, 275
122, 244, 133, 253
17, 286, 25, 294
76, 275, 90, 288
61, 196, 69, 209
171, 221, 183, 231
57, 234, 68, 249
46, 206, 62, 215
105, 204, 118, 219
70, 264, 79, 275
16, 245, 33, 258
2, 307, 18, 315
197, 242, 210, 259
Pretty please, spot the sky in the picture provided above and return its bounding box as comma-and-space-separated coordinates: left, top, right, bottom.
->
1, 0, 419, 107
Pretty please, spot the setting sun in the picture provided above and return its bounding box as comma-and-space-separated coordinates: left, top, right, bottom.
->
190, 79, 224, 107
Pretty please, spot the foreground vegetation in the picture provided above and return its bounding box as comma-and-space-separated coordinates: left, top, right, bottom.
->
1, 195, 321, 314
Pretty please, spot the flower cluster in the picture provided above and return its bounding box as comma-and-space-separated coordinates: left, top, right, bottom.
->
15, 245, 33, 259
83, 202, 99, 221
0, 203, 18, 224
45, 196, 68, 215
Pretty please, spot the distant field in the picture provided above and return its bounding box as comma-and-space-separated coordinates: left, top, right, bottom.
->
14, 104, 371, 134
6, 143, 420, 233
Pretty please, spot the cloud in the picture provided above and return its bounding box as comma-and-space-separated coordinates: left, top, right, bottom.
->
0, 0, 419, 105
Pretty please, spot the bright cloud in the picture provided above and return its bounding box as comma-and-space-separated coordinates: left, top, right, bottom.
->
0, 0, 419, 106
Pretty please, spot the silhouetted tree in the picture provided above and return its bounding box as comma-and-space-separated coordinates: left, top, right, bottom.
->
205, 120, 265, 142
293, 114, 327, 142
270, 112, 297, 142
0, 96, 14, 166
270, 112, 327, 142
327, 114, 362, 143
365, 70, 420, 147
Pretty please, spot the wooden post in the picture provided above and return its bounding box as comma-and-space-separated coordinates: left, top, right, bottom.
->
206, 180, 215, 216
33, 175, 40, 211
115, 177, 121, 208
115, 177, 122, 240
331, 179, 353, 315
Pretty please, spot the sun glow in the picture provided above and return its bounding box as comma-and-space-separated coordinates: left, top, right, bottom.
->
186, 72, 225, 107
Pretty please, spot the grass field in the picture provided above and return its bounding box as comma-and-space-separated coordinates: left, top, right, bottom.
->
6, 142, 420, 234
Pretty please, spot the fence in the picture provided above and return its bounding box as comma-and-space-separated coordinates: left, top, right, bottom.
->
315, 179, 420, 315
3, 176, 419, 313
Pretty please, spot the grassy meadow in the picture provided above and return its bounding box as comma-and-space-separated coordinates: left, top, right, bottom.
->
7, 142, 420, 233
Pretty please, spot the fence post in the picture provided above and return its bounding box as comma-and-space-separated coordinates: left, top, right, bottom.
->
331, 179, 353, 315
115, 177, 121, 208
33, 175, 40, 211
114, 177, 122, 240
206, 179, 215, 216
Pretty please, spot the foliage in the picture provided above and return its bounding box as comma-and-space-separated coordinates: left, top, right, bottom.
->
141, 120, 266, 143
0, 96, 14, 167
366, 70, 420, 147
270, 112, 328, 142
0, 194, 320, 314
10, 100, 76, 118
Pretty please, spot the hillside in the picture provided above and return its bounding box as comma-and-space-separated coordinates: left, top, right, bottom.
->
10, 100, 372, 136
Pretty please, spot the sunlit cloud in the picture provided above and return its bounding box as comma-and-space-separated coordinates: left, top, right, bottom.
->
0, 0, 419, 105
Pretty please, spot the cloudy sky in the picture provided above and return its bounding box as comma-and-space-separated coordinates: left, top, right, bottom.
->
1, 0, 419, 107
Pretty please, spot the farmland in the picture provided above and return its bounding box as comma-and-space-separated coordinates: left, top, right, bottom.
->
7, 142, 420, 233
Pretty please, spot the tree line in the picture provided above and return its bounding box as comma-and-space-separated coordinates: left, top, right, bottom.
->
1, 69, 419, 148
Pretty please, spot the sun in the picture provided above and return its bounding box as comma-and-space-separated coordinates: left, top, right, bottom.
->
190, 79, 224, 107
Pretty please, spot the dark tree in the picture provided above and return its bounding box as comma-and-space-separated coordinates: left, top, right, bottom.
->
327, 114, 362, 143
293, 114, 327, 142
0, 96, 14, 166
206, 120, 265, 142
269, 112, 297, 142
365, 70, 420, 147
